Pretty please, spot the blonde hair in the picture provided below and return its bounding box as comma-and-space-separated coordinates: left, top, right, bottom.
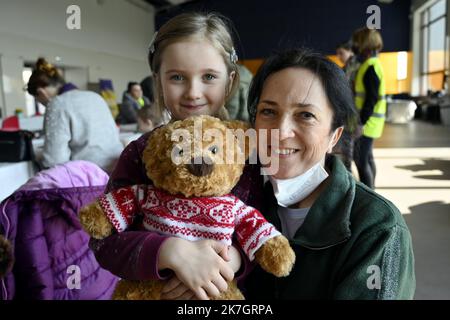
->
148, 12, 240, 121
352, 27, 383, 53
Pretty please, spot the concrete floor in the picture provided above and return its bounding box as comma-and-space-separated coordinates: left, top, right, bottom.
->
370, 120, 450, 299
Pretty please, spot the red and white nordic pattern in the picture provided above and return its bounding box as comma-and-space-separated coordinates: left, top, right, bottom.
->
98, 185, 280, 260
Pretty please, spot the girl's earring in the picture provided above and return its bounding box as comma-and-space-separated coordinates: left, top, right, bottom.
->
230, 47, 238, 64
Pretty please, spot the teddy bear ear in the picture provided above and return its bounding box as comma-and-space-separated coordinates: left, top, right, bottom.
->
0, 234, 14, 278
143, 125, 167, 162
223, 120, 255, 160
223, 120, 250, 132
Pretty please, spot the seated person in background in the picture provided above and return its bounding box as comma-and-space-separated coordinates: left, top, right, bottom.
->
116, 82, 150, 124
136, 105, 154, 133
118, 104, 169, 147
26, 58, 123, 173
137, 103, 171, 133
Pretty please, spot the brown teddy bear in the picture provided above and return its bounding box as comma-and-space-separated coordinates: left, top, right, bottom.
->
79, 115, 295, 300
0, 234, 14, 279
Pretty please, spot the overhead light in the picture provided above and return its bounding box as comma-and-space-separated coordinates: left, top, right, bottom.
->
378, 0, 394, 3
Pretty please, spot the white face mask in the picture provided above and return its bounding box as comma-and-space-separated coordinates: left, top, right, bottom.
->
264, 162, 329, 207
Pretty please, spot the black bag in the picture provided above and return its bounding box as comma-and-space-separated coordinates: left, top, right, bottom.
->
0, 130, 36, 162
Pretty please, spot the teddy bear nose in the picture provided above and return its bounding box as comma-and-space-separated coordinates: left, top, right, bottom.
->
187, 157, 214, 177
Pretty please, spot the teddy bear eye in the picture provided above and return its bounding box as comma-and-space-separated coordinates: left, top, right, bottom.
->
209, 146, 218, 154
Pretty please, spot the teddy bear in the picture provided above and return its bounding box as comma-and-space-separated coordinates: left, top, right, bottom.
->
0, 234, 14, 279
79, 115, 295, 300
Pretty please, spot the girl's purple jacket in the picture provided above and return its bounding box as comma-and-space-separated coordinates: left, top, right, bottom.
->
0, 161, 118, 300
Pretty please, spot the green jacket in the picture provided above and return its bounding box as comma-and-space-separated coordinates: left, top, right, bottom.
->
245, 155, 415, 299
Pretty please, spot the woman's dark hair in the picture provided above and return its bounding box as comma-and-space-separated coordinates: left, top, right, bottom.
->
27, 58, 65, 96
127, 82, 140, 93
248, 48, 358, 132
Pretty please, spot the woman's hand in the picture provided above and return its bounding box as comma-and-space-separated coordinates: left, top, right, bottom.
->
227, 244, 242, 273
158, 238, 234, 300
161, 277, 196, 300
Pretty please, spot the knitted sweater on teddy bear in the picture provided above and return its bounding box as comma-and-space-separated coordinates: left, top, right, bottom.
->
98, 185, 280, 260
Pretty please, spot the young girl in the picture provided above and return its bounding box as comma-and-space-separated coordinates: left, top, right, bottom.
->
90, 12, 263, 300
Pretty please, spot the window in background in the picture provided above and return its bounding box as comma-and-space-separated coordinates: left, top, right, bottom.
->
419, 0, 448, 95
397, 51, 408, 81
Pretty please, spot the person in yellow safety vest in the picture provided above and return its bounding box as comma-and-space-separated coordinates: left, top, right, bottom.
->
352, 27, 386, 189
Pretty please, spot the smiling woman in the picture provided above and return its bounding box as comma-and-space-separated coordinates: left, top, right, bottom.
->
244, 48, 416, 300
255, 67, 343, 179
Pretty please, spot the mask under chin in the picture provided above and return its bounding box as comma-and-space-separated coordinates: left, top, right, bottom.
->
265, 162, 329, 207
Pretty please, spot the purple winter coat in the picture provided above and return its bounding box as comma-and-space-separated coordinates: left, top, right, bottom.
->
0, 161, 118, 300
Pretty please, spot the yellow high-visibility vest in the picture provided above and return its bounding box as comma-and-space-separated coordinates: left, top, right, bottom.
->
354, 57, 386, 139
137, 97, 145, 108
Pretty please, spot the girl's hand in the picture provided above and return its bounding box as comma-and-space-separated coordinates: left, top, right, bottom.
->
160, 244, 242, 300
158, 238, 234, 300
